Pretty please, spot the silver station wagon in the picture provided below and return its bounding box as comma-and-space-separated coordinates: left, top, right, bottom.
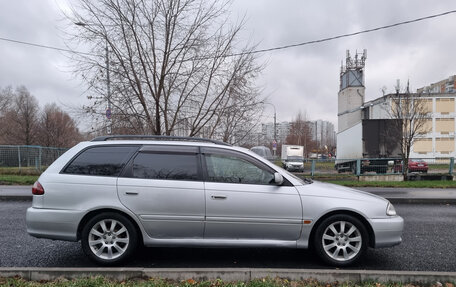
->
26, 135, 403, 266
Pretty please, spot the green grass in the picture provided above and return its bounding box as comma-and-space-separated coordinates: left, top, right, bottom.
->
0, 166, 43, 176
0, 276, 447, 287
0, 174, 38, 185
324, 179, 456, 188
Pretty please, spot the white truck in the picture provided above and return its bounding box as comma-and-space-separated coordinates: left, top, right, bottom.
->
281, 145, 304, 172
335, 119, 401, 173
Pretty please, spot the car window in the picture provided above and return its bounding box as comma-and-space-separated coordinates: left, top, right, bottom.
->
205, 153, 274, 185
63, 146, 138, 176
132, 152, 199, 181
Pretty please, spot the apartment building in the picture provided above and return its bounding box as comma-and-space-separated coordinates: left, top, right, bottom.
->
417, 75, 456, 94
364, 92, 456, 159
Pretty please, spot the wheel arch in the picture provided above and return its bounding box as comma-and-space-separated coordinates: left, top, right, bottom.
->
77, 208, 143, 244
309, 210, 375, 249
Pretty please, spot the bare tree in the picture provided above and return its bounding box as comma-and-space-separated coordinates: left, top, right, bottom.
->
67, 0, 263, 140
0, 86, 12, 113
38, 104, 83, 148
388, 82, 431, 179
0, 86, 13, 143
208, 77, 264, 145
2, 86, 40, 145
285, 111, 314, 157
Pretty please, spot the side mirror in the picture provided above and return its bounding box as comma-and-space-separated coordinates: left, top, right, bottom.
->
274, 172, 284, 185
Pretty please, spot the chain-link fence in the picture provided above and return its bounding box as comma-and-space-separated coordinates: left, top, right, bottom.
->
280, 157, 455, 176
0, 145, 68, 172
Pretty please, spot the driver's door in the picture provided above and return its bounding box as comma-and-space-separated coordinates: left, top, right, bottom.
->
202, 147, 303, 241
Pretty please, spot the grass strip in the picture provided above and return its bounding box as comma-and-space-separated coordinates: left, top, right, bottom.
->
0, 167, 43, 176
0, 276, 450, 287
0, 174, 38, 185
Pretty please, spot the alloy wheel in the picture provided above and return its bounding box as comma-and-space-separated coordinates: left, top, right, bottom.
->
88, 219, 130, 260
321, 220, 362, 261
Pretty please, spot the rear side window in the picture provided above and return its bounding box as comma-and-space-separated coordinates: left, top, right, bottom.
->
63, 146, 138, 177
132, 152, 199, 181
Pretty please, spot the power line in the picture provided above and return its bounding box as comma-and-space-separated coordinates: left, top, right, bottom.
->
225, 8, 456, 58
1, 8, 455, 58
0, 36, 94, 56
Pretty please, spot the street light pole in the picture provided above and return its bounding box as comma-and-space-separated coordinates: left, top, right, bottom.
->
75, 21, 112, 135
264, 102, 277, 157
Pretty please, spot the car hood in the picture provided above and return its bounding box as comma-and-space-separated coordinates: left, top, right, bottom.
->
297, 180, 388, 203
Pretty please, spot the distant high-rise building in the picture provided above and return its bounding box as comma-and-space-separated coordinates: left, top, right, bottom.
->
261, 121, 290, 143
417, 75, 456, 94
310, 120, 336, 148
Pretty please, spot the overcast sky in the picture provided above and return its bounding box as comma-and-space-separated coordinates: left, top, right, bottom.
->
1, 0, 456, 131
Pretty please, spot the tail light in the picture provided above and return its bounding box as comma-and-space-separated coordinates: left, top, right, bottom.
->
32, 181, 44, 195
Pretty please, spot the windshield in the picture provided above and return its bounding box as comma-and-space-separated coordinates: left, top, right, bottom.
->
287, 156, 303, 162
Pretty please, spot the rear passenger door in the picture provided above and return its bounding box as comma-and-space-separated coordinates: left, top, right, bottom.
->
117, 145, 205, 239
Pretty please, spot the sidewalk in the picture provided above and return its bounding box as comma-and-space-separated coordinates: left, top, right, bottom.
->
2, 185, 456, 203
0, 185, 32, 201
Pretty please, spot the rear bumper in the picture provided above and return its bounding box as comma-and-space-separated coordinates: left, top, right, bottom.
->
26, 207, 82, 241
371, 216, 404, 248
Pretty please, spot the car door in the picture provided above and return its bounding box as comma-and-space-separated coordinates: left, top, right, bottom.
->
117, 145, 205, 239
202, 147, 303, 241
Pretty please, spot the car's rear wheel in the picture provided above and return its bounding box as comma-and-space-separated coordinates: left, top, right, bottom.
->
313, 214, 368, 266
81, 212, 138, 265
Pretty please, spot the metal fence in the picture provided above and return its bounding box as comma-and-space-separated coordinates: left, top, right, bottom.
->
0, 145, 68, 172
282, 157, 455, 176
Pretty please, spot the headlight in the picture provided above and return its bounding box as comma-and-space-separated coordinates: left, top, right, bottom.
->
386, 202, 397, 216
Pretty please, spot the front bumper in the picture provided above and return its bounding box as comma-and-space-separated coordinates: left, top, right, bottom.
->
286, 165, 304, 171
26, 207, 82, 241
371, 215, 404, 248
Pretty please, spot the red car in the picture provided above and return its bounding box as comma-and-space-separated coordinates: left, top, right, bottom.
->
394, 159, 428, 173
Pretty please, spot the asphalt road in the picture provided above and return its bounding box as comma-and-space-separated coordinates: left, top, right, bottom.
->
0, 201, 455, 271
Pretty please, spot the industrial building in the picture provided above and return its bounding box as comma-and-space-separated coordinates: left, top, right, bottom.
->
337, 49, 456, 161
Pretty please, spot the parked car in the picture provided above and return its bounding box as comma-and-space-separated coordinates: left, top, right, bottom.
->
394, 159, 428, 173
250, 146, 273, 161
26, 135, 403, 267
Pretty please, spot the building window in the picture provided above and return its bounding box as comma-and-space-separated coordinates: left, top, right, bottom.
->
413, 139, 432, 154
435, 138, 455, 153
436, 119, 455, 133
436, 98, 455, 114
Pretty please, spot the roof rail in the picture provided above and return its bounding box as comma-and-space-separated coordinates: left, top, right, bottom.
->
91, 135, 230, 146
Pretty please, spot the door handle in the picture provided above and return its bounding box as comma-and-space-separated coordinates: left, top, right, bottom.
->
211, 195, 227, 200
125, 191, 139, 195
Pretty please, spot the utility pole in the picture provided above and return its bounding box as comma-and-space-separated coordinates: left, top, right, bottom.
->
273, 110, 277, 146
106, 42, 112, 134
75, 21, 112, 135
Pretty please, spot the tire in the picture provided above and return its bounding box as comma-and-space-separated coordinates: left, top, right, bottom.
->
313, 214, 368, 266
81, 212, 138, 266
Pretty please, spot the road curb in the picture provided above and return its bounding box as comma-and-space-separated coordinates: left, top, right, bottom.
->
0, 268, 456, 284
387, 198, 456, 204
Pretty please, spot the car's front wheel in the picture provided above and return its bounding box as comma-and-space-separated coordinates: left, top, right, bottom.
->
81, 212, 138, 265
313, 214, 368, 266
